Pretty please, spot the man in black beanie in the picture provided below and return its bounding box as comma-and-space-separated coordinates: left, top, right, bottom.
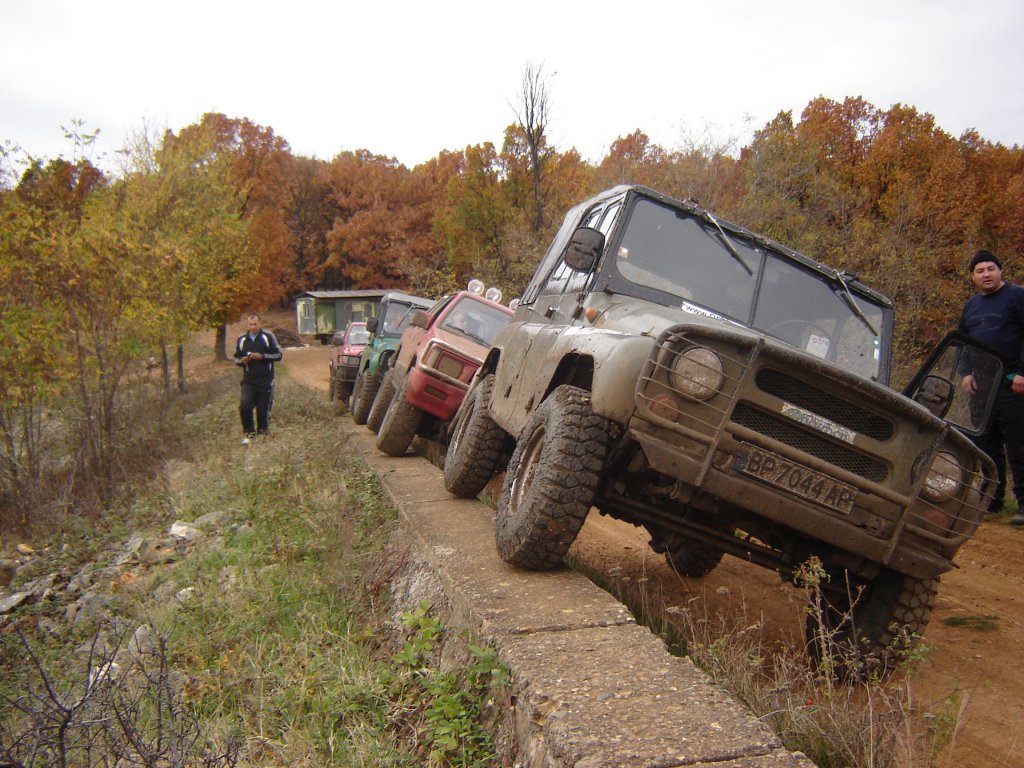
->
957, 249, 1024, 522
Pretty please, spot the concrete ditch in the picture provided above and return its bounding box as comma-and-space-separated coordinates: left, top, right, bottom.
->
343, 420, 815, 768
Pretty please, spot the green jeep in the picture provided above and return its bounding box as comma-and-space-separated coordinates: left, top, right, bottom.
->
349, 291, 432, 425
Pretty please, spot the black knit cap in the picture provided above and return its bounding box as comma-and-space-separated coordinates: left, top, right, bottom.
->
969, 249, 1001, 271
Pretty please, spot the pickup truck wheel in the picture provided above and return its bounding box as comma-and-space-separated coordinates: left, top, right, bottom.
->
664, 540, 725, 578
376, 376, 421, 456
350, 370, 380, 425
328, 368, 337, 401
805, 568, 937, 678
496, 385, 609, 571
444, 375, 506, 498
366, 369, 396, 434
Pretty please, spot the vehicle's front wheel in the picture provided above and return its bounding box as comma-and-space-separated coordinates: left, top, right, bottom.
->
496, 385, 609, 571
366, 368, 397, 434
444, 375, 507, 498
804, 566, 938, 677
376, 376, 422, 456
350, 369, 380, 425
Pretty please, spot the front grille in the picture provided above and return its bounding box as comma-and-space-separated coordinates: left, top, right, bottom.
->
756, 369, 894, 440
733, 403, 888, 482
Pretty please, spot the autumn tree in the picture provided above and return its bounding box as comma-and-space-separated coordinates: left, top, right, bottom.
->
163, 114, 293, 358
511, 61, 554, 234
324, 149, 454, 296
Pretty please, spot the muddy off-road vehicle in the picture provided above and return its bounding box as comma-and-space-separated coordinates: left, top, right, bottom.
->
349, 291, 432, 425
444, 184, 1002, 666
373, 283, 514, 456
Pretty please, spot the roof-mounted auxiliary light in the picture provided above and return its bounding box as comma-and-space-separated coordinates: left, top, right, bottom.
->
467, 279, 504, 305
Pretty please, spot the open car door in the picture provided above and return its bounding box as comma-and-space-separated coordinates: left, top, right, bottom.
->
903, 331, 1005, 437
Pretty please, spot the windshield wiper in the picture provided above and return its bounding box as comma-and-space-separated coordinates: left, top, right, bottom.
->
700, 210, 753, 275
833, 270, 879, 337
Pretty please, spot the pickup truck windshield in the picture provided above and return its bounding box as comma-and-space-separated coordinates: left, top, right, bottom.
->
615, 197, 886, 380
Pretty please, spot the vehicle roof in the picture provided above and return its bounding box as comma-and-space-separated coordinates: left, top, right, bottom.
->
383, 291, 433, 308
582, 185, 892, 308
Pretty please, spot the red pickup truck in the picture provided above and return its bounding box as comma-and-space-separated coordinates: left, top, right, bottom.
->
373, 286, 514, 457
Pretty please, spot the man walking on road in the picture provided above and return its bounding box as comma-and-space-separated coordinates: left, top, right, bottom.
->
234, 313, 283, 444
957, 250, 1024, 522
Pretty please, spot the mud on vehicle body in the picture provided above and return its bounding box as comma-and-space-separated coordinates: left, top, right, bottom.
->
375, 286, 514, 457
445, 184, 1002, 669
349, 291, 432, 425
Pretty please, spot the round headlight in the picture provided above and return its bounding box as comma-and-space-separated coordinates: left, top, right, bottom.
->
669, 347, 724, 401
922, 451, 962, 501
467, 279, 485, 295
485, 286, 503, 303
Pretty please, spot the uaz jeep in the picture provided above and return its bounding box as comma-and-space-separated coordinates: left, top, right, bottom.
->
443, 185, 1000, 666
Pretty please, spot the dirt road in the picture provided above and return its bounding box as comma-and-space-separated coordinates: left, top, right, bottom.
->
282, 339, 1024, 768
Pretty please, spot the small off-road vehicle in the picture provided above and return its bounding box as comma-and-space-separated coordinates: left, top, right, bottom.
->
349, 291, 432, 425
373, 283, 514, 457
328, 321, 369, 403
444, 184, 1001, 667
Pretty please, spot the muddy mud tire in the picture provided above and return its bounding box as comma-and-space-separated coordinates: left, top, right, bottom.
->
664, 539, 725, 578
805, 567, 938, 678
376, 376, 422, 456
444, 375, 507, 498
496, 385, 609, 571
350, 369, 381, 425
366, 368, 397, 434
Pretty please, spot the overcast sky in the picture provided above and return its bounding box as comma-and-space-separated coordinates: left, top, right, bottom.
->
2, 0, 1022, 173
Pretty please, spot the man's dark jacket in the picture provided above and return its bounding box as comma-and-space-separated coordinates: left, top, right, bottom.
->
234, 329, 283, 388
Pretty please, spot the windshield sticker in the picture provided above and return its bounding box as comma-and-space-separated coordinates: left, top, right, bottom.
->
806, 334, 831, 359
781, 403, 856, 443
681, 301, 725, 321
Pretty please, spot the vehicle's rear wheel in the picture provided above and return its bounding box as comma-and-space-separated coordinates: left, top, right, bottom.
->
376, 376, 422, 456
804, 566, 938, 678
366, 369, 396, 434
663, 538, 725, 578
444, 375, 507, 498
350, 369, 380, 425
496, 385, 609, 571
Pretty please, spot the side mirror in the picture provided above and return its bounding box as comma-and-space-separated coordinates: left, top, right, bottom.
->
366, 317, 379, 334
409, 309, 431, 329
564, 227, 604, 272
331, 334, 344, 347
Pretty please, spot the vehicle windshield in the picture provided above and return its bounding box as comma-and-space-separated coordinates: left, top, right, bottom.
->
382, 302, 418, 338
347, 325, 370, 345
440, 297, 511, 346
615, 197, 887, 380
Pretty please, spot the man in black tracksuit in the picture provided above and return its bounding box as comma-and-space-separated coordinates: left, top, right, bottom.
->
958, 250, 1024, 521
234, 314, 283, 443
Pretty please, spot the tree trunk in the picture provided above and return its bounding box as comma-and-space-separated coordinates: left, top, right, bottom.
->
160, 341, 171, 394
177, 344, 187, 393
215, 324, 228, 361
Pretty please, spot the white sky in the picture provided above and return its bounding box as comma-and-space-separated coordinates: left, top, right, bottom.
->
2, 0, 1022, 173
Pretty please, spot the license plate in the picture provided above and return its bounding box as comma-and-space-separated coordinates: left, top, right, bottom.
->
735, 443, 856, 514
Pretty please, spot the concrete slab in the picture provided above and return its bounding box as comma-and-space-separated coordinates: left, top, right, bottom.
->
342, 419, 815, 767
